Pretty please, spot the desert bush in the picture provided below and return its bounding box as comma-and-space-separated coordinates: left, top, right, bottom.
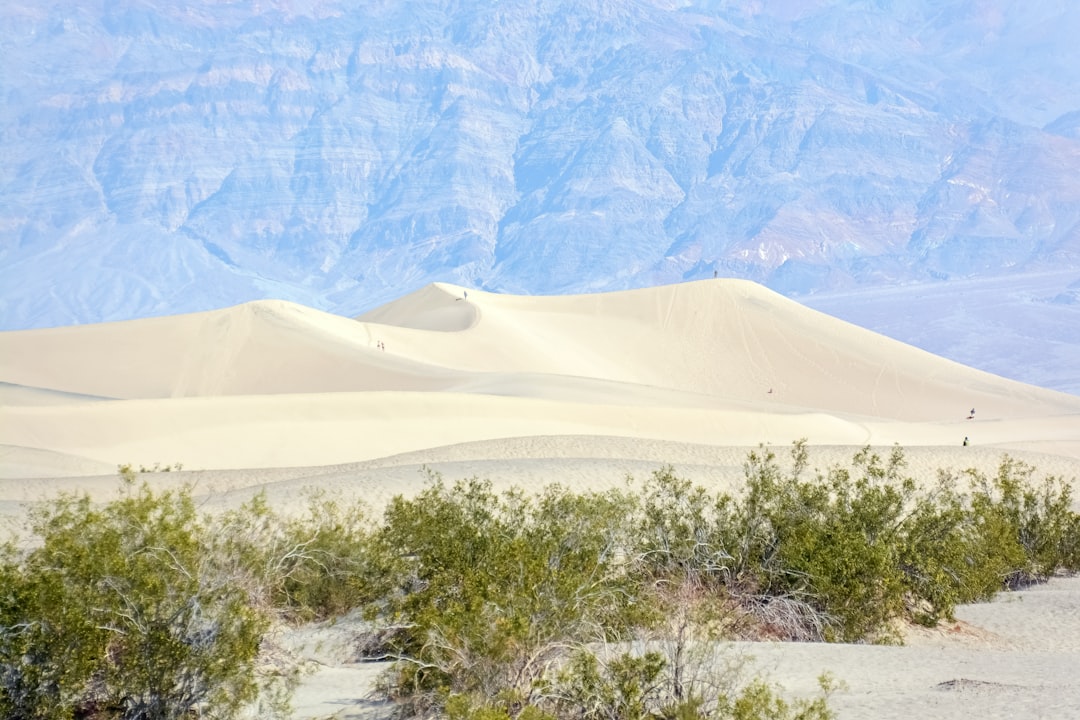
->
212, 490, 389, 621
714, 674, 836, 720
727, 443, 911, 642
896, 456, 1080, 624
117, 462, 184, 474
445, 647, 835, 720
6, 444, 1076, 719
631, 466, 734, 584
1, 539, 104, 720
373, 475, 643, 713
367, 470, 845, 718
964, 456, 1080, 588
367, 446, 1078, 714
550, 649, 673, 719
704, 443, 1080, 641
894, 474, 1000, 624
0, 480, 275, 720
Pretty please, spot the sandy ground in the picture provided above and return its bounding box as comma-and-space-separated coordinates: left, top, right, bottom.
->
283, 575, 1080, 720
2, 279, 1079, 717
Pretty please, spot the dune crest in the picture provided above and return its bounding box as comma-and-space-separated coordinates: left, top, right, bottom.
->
1, 279, 1078, 475
357, 282, 480, 331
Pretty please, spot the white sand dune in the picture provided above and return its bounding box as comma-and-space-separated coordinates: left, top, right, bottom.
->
3, 279, 1078, 476
2, 278, 1080, 718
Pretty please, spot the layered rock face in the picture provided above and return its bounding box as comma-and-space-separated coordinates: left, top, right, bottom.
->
3, 2, 1079, 387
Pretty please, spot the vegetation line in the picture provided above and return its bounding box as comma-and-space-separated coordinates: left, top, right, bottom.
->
2, 442, 1078, 719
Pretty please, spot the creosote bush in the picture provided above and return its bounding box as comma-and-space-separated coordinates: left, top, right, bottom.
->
720, 442, 1080, 641
373, 476, 645, 714
731, 444, 915, 641
365, 445, 1079, 717
213, 489, 392, 622
0, 476, 280, 720
3, 444, 1077, 719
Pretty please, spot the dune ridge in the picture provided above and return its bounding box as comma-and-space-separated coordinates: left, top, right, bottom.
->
2, 279, 1078, 476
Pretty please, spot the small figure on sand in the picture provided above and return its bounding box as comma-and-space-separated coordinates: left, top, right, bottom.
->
767, 388, 773, 394
967, 408, 975, 420
464, 290, 468, 300
963, 436, 969, 446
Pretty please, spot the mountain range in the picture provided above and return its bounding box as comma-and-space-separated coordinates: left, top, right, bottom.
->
2, 0, 1078, 391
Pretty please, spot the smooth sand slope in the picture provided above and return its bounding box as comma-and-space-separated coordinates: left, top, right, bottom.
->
3, 279, 1079, 477
2, 278, 1080, 718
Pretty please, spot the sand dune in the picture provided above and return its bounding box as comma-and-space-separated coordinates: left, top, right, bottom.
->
1, 280, 1077, 474
364, 281, 1079, 419
2, 279, 1078, 475
3, 279, 1080, 718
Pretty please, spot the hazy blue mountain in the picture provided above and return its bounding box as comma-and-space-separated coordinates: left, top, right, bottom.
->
2, 1, 1079, 390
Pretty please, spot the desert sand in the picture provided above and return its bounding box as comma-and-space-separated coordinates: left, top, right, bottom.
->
2, 278, 1079, 718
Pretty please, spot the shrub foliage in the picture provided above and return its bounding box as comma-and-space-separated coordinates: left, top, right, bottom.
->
0, 479, 270, 720
2, 444, 1077, 719
363, 444, 1079, 716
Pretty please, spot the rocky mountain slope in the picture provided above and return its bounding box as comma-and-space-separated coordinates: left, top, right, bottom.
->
2, 0, 1078, 389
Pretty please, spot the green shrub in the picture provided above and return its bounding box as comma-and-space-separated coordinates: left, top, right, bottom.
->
7, 444, 1076, 719
551, 649, 672, 720
374, 475, 642, 712
369, 469, 847, 718
896, 474, 1000, 624
213, 490, 388, 621
632, 466, 735, 584
0, 481, 274, 720
712, 443, 1080, 641
552, 648, 835, 720
1, 539, 104, 720
965, 456, 1080, 588
445, 647, 836, 720
715, 674, 836, 720
729, 443, 911, 642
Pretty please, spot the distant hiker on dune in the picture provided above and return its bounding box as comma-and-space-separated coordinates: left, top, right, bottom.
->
968, 408, 975, 420
963, 436, 969, 446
